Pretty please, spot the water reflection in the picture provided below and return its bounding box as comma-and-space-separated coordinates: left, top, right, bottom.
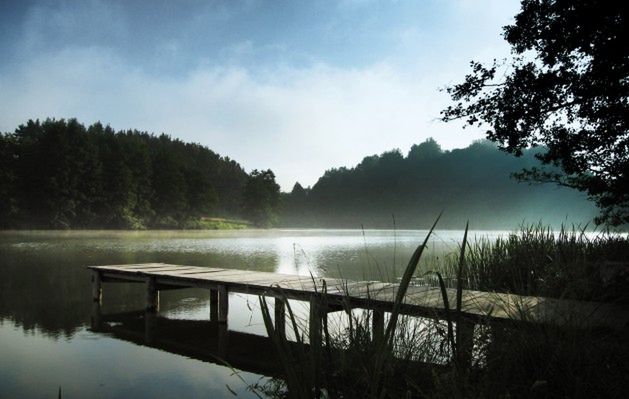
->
92, 310, 281, 376
0, 229, 504, 398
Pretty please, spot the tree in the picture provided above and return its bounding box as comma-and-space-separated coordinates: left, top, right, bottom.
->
290, 182, 308, 203
0, 133, 17, 227
12, 119, 100, 228
242, 169, 280, 227
441, 0, 629, 225
151, 143, 188, 225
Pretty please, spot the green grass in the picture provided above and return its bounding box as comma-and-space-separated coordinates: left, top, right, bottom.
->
437, 223, 629, 303
182, 217, 252, 230
251, 223, 629, 398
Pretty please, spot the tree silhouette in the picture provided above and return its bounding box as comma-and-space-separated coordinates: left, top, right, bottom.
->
441, 0, 629, 225
242, 169, 281, 227
0, 133, 16, 226
279, 138, 595, 229
0, 118, 253, 229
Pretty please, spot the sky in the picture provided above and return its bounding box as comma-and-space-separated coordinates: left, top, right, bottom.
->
0, 0, 520, 190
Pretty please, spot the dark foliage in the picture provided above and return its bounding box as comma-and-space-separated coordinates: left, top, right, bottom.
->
280, 138, 596, 229
242, 169, 281, 227
441, 0, 629, 225
0, 118, 281, 229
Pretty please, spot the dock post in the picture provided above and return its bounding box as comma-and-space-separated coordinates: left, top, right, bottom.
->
218, 286, 229, 324
372, 309, 385, 343
91, 270, 103, 330
487, 323, 507, 365
309, 295, 322, 348
145, 310, 157, 345
91, 270, 102, 304
456, 319, 475, 368
209, 289, 218, 321
217, 323, 229, 358
146, 276, 159, 312
275, 297, 286, 337
91, 301, 102, 330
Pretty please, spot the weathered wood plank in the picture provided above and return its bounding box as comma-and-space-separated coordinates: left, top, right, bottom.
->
92, 263, 166, 270
182, 270, 252, 280
344, 282, 397, 298
173, 269, 227, 275
143, 267, 206, 274
266, 277, 335, 293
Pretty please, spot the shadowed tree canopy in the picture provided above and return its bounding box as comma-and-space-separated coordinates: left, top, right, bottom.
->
441, 0, 629, 225
407, 138, 442, 163
242, 169, 281, 227
279, 138, 596, 229
0, 118, 261, 229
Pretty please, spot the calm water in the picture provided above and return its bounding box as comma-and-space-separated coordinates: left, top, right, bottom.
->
0, 229, 505, 398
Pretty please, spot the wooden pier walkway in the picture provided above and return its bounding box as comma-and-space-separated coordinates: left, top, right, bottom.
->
89, 263, 628, 350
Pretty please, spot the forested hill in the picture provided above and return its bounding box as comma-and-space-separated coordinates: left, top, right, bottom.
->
0, 119, 279, 229
280, 139, 598, 229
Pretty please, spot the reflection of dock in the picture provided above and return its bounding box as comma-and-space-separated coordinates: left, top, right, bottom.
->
90, 311, 283, 376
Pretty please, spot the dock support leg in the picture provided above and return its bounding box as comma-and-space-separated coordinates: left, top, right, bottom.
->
309, 296, 322, 348
218, 323, 229, 358
218, 286, 228, 324
91, 301, 102, 330
146, 277, 159, 312
372, 309, 385, 343
456, 319, 475, 368
209, 289, 218, 321
91, 270, 102, 304
91, 271, 103, 330
275, 297, 286, 338
145, 310, 157, 345
487, 324, 506, 366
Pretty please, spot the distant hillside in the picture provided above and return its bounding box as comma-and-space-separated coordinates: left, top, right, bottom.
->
280, 139, 597, 229
0, 118, 278, 229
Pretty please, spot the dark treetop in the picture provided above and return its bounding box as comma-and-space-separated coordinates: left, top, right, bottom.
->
441, 0, 629, 225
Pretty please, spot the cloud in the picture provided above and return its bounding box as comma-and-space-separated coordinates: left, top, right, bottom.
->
20, 0, 127, 52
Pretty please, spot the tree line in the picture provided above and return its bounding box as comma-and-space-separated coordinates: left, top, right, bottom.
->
0, 120, 601, 230
0, 119, 280, 229
280, 138, 597, 229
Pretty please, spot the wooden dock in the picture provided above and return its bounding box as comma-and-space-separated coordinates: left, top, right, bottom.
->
89, 263, 628, 342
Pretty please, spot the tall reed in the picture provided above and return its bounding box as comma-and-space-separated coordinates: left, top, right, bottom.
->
253, 223, 629, 398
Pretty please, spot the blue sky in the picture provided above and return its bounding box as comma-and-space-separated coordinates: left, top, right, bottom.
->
0, 0, 520, 190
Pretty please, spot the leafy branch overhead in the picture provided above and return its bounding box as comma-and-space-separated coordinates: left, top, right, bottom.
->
442, 0, 629, 225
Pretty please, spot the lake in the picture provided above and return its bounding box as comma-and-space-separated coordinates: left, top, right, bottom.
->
0, 229, 506, 398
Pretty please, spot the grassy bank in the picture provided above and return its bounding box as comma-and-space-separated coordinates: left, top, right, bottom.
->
251, 224, 629, 398
182, 217, 252, 230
